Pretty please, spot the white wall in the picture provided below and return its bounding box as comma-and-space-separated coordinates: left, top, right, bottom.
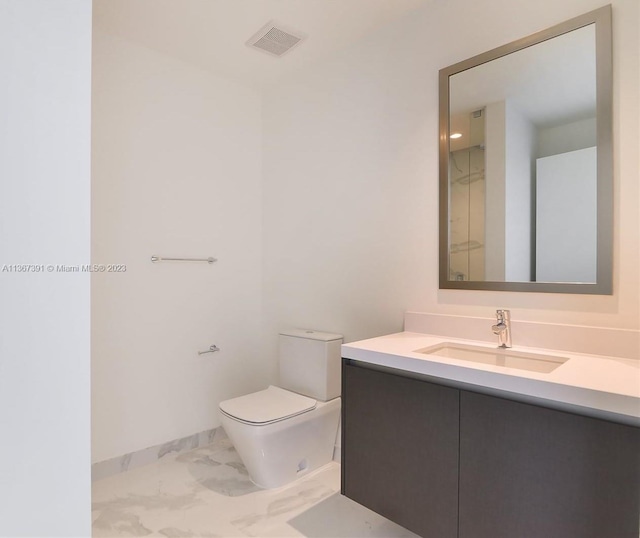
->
91, 31, 265, 462
536, 147, 598, 283
483, 99, 536, 282
505, 100, 535, 281
262, 0, 639, 361
0, 1, 92, 536
484, 100, 507, 281
485, 99, 535, 282
262, 10, 433, 354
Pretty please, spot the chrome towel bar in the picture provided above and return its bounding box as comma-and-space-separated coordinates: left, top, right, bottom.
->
151, 255, 217, 264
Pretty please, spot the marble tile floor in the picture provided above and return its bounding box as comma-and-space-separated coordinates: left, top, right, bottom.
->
92, 438, 419, 538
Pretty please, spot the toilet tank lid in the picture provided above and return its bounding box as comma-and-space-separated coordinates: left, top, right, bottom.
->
279, 329, 343, 342
219, 386, 316, 424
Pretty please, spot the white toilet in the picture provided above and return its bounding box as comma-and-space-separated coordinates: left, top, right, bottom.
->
219, 329, 342, 489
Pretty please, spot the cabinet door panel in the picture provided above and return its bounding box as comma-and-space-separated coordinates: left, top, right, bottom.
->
342, 362, 459, 538
459, 390, 640, 538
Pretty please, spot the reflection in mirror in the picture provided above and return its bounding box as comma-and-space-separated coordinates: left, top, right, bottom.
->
439, 6, 612, 294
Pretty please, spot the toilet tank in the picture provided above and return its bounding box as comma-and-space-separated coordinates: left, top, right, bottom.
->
278, 329, 343, 401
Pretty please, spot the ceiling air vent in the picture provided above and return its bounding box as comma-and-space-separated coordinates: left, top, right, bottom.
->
246, 21, 306, 57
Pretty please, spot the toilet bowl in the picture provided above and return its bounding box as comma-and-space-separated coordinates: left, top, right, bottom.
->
220, 386, 341, 488
218, 329, 343, 489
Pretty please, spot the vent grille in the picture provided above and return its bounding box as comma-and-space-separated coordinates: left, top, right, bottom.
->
247, 21, 306, 57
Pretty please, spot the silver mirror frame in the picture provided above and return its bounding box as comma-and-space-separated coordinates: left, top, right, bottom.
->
439, 5, 612, 294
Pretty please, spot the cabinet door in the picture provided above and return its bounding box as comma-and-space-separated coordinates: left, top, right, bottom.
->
459, 390, 640, 538
342, 362, 459, 538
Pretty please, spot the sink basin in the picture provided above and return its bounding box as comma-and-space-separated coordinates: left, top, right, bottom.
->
415, 342, 568, 373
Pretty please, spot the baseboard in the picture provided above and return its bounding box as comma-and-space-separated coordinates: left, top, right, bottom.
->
91, 426, 228, 482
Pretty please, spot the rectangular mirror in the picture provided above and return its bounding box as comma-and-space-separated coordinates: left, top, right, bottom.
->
439, 6, 612, 294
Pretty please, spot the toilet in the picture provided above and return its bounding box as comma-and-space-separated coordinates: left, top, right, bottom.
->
219, 329, 342, 489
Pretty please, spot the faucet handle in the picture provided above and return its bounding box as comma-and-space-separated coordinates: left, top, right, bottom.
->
493, 310, 512, 348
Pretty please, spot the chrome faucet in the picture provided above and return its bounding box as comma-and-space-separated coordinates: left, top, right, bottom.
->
492, 309, 512, 348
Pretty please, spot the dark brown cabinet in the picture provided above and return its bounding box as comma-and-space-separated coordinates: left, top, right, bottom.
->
459, 391, 640, 538
341, 361, 459, 538
342, 359, 640, 538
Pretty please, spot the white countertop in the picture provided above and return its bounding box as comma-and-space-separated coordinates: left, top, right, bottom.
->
342, 332, 640, 425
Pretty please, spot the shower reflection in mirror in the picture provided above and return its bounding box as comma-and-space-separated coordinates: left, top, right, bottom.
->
448, 109, 485, 282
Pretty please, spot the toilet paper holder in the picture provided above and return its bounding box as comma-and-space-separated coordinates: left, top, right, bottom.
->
198, 345, 220, 355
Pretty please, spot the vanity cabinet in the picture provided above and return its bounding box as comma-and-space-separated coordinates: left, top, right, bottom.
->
341, 362, 459, 538
459, 390, 640, 538
342, 360, 640, 538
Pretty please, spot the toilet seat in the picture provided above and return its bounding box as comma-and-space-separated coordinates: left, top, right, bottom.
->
219, 385, 317, 425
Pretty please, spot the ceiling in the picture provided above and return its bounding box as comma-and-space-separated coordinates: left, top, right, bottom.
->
93, 0, 430, 90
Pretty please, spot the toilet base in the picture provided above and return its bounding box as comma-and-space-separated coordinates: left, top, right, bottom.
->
221, 397, 341, 489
